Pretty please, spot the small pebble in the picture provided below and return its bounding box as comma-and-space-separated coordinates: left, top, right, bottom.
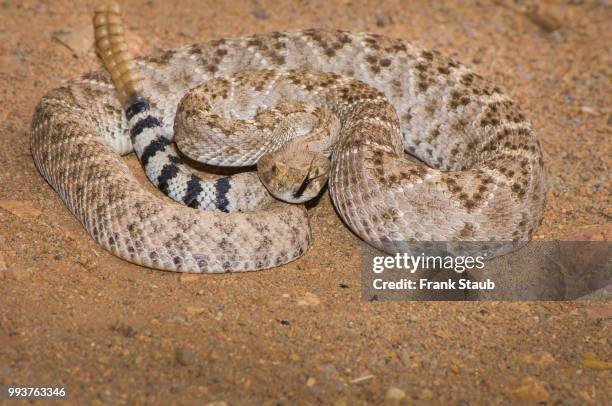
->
580, 105, 599, 115
420, 389, 434, 400
297, 292, 320, 306
385, 387, 406, 400
175, 347, 196, 366
185, 306, 206, 316
251, 2, 269, 20
507, 377, 550, 404
524, 7, 562, 33
0, 254, 7, 276
110, 322, 137, 338
375, 13, 393, 27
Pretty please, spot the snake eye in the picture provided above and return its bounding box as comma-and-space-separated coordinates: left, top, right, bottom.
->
271, 164, 278, 174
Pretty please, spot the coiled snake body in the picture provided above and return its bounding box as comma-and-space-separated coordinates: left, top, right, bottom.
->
30, 4, 546, 273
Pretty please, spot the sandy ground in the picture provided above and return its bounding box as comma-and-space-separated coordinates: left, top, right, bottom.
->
0, 0, 611, 404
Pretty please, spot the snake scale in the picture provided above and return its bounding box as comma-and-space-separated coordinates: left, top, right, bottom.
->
30, 2, 546, 273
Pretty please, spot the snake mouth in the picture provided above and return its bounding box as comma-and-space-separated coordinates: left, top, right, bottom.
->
292, 158, 329, 200
293, 173, 313, 199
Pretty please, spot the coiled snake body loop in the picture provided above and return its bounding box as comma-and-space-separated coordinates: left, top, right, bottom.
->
30, 3, 546, 272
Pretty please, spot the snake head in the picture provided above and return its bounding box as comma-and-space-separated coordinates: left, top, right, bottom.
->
257, 149, 330, 204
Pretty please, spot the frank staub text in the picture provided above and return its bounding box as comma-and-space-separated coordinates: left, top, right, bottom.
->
371, 252, 495, 291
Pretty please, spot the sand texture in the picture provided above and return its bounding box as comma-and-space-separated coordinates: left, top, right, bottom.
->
0, 0, 610, 404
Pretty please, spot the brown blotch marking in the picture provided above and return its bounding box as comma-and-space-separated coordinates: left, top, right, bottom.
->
149, 49, 176, 64
386, 79, 400, 93
424, 100, 438, 116
471, 87, 483, 96
247, 38, 263, 47
371, 150, 384, 166
448, 89, 466, 110
102, 102, 118, 115
482, 176, 493, 185
339, 32, 352, 44
421, 50, 433, 60
451, 119, 468, 133
409, 165, 428, 179
459, 222, 475, 238
437, 66, 450, 75
272, 54, 286, 65
518, 214, 528, 230
444, 177, 462, 193
188, 45, 202, 55
392, 43, 407, 53
429, 127, 440, 141
415, 62, 428, 72
499, 128, 511, 140
364, 36, 381, 50
365, 54, 377, 64
461, 73, 474, 86
511, 183, 526, 198
417, 81, 429, 92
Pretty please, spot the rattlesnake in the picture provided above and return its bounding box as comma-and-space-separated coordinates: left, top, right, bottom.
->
30, 2, 546, 273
